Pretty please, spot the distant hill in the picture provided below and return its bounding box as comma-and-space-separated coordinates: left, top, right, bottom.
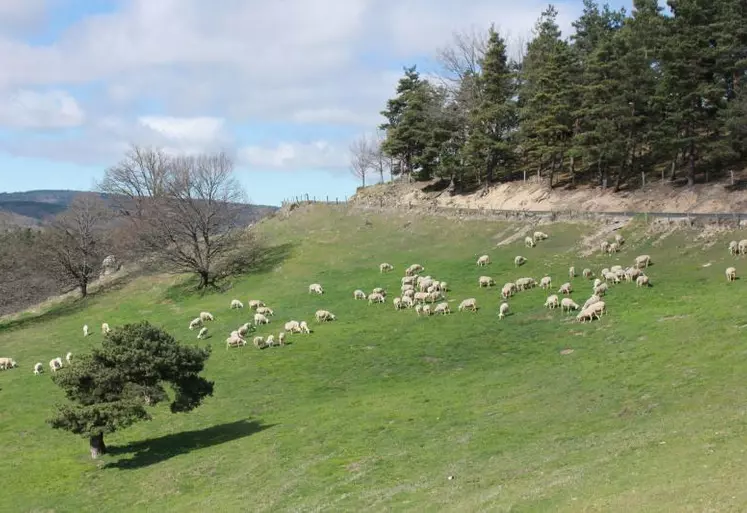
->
0, 190, 278, 227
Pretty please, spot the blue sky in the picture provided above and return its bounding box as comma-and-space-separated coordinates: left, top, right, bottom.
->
0, 0, 636, 206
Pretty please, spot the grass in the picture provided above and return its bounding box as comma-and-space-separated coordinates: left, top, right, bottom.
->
2, 204, 747, 512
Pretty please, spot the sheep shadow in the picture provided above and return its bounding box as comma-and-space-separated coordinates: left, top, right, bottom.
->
105, 419, 274, 470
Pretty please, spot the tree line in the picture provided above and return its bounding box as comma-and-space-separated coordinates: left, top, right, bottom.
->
352, 0, 747, 192
0, 146, 260, 316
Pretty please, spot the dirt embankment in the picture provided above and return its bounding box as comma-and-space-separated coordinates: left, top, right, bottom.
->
351, 179, 747, 214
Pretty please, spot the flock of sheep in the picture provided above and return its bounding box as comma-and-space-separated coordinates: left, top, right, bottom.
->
0, 230, 742, 376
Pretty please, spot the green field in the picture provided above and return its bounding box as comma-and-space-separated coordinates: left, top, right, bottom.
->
2, 205, 747, 512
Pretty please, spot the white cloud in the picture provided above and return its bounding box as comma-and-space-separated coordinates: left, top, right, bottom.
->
0, 89, 84, 129
238, 141, 348, 171
0, 0, 50, 34
138, 116, 226, 144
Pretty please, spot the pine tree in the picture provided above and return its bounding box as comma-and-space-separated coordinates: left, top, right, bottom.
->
48, 322, 214, 459
465, 26, 518, 189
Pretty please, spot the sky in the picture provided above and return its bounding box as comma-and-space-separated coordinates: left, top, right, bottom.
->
0, 0, 637, 206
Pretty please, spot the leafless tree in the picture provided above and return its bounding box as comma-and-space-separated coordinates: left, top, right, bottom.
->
435, 27, 488, 94
350, 135, 374, 188
99, 147, 249, 289
38, 195, 112, 298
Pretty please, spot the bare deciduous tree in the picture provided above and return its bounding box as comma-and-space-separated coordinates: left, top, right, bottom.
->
350, 135, 374, 188
99, 147, 249, 289
369, 130, 395, 183
436, 26, 488, 87
38, 195, 112, 298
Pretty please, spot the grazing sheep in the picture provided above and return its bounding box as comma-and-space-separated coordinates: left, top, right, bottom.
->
439, 281, 449, 292
403, 289, 415, 299
368, 292, 386, 304
278, 332, 286, 346
401, 276, 416, 286
607, 242, 619, 254
354, 289, 367, 300
33, 362, 43, 375
614, 233, 625, 245
393, 297, 404, 310
65, 352, 73, 364
200, 312, 214, 322
401, 284, 414, 293
726, 267, 737, 282
101, 323, 111, 335
406, 264, 424, 276
256, 306, 274, 316
458, 298, 478, 312
372, 287, 387, 296
544, 295, 559, 309
309, 283, 324, 295
739, 239, 747, 255
315, 310, 336, 323
569, 266, 575, 279
729, 240, 739, 255
402, 295, 414, 308
582, 268, 593, 279
414, 291, 430, 303
635, 254, 651, 269
284, 321, 301, 333
589, 301, 607, 317
266, 335, 276, 347
524, 236, 535, 248
582, 294, 601, 310
576, 308, 595, 323
252, 336, 265, 349
0, 357, 18, 370
593, 278, 602, 289
558, 282, 572, 295
501, 284, 514, 299
238, 323, 252, 337
230, 299, 244, 309
49, 357, 63, 372
636, 274, 651, 287
254, 313, 270, 326
561, 298, 579, 312
477, 254, 491, 266
610, 265, 623, 273
248, 300, 265, 310
514, 256, 527, 267
479, 276, 495, 288
516, 277, 537, 291
83, 325, 89, 337
594, 282, 609, 296
534, 231, 549, 241
428, 291, 443, 303
422, 304, 432, 316
600, 241, 610, 253
418, 279, 434, 292
498, 302, 509, 319
380, 263, 394, 273
434, 302, 451, 315
189, 317, 203, 330
415, 304, 424, 316
540, 276, 552, 289
300, 321, 311, 333
197, 327, 209, 339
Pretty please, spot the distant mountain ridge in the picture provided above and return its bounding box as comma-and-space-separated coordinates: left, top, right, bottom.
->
0, 190, 278, 227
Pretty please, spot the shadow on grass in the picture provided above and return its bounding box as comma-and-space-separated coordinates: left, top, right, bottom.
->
163, 242, 296, 301
106, 419, 275, 470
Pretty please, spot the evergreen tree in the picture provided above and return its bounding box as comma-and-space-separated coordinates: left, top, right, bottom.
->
465, 26, 518, 188
48, 322, 214, 459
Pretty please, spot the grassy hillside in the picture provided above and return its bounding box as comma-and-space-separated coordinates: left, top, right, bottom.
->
1, 205, 747, 512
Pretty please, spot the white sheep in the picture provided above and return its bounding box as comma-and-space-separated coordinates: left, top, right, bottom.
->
401, 283, 414, 293
428, 291, 443, 303
739, 239, 747, 255
315, 310, 336, 323
614, 233, 625, 245
582, 294, 601, 310
414, 304, 424, 316
594, 282, 609, 296
516, 277, 536, 291
278, 332, 286, 346
726, 267, 737, 282
309, 283, 324, 295
200, 312, 214, 322
540, 276, 552, 289
238, 323, 251, 336
197, 327, 209, 339
558, 282, 572, 295
583, 268, 593, 279
514, 255, 527, 267
561, 298, 579, 312
266, 335, 276, 347
284, 321, 301, 333
248, 300, 265, 310
434, 302, 451, 315
544, 295, 559, 309
592, 278, 602, 289
637, 274, 651, 287
254, 313, 270, 326
635, 254, 651, 268
49, 357, 63, 372
403, 289, 415, 299
354, 289, 367, 300
414, 291, 429, 303
477, 255, 491, 266
524, 236, 535, 248
372, 287, 387, 296
256, 306, 274, 316
0, 357, 17, 370
393, 297, 404, 310
380, 263, 394, 273
83, 325, 89, 337
401, 276, 416, 286
252, 336, 265, 349
534, 231, 549, 241
439, 281, 449, 292
402, 295, 415, 308
368, 292, 386, 304
65, 352, 72, 365
478, 276, 495, 288
501, 284, 514, 299
405, 264, 424, 276
188, 317, 203, 330
600, 241, 610, 253
608, 242, 619, 254
422, 304, 432, 316
610, 265, 623, 273
101, 323, 111, 335
729, 240, 738, 255
33, 362, 43, 375
230, 299, 244, 309
498, 302, 509, 319
458, 298, 478, 312
300, 321, 311, 333
569, 266, 575, 279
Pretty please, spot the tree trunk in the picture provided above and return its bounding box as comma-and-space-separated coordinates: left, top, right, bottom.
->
687, 141, 695, 187
670, 159, 676, 181
198, 270, 210, 289
569, 154, 575, 186
90, 433, 107, 459
361, 173, 366, 188
80, 280, 88, 298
